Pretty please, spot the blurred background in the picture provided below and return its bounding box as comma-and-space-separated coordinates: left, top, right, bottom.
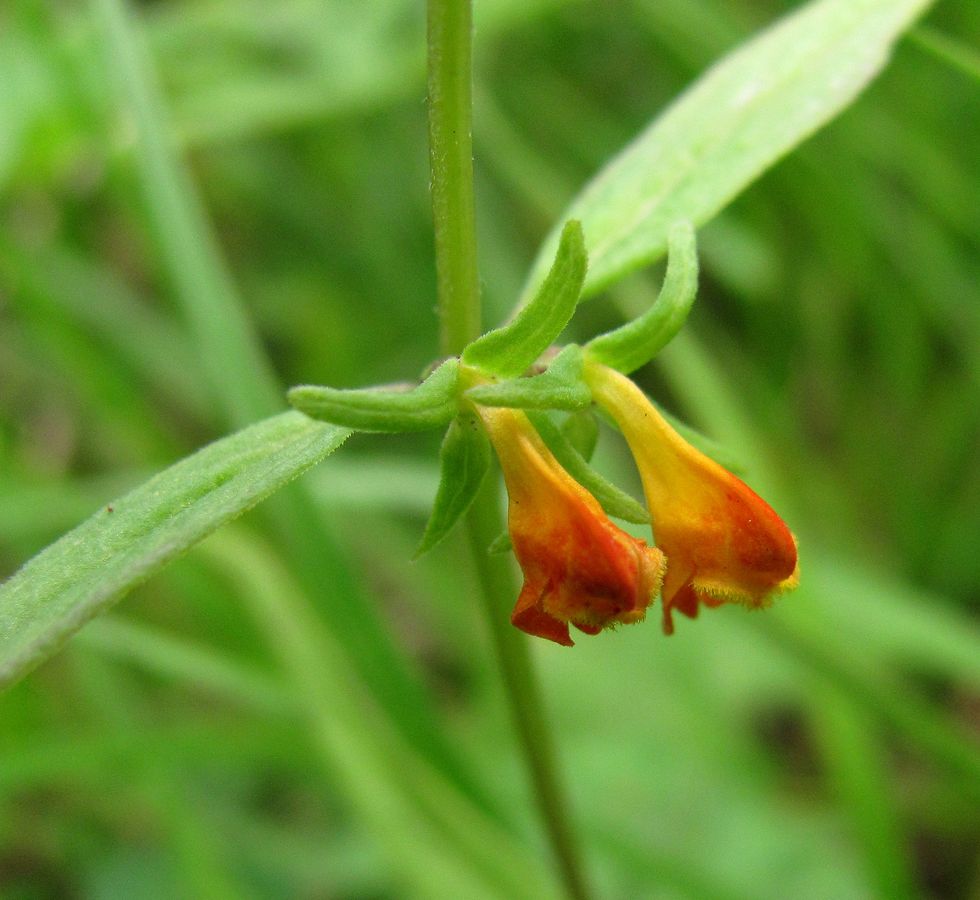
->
1, 0, 978, 897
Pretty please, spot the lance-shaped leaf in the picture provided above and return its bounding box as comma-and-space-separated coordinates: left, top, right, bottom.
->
0, 412, 349, 690
288, 358, 459, 432
414, 414, 492, 558
586, 221, 698, 373
518, 0, 933, 305
465, 345, 591, 411
463, 220, 586, 377
526, 412, 649, 525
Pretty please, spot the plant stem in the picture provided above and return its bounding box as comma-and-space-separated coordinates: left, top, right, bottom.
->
466, 481, 591, 900
426, 3, 590, 897
427, 0, 481, 355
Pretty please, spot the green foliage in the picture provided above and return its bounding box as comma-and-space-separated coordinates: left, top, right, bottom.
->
586, 221, 699, 373
96, 0, 283, 430
1, 0, 978, 896
0, 413, 349, 690
463, 219, 586, 375
288, 359, 460, 432
415, 414, 492, 557
465, 344, 592, 410
519, 0, 935, 304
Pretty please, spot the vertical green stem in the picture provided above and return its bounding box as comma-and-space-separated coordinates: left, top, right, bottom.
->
466, 481, 592, 900
428, 0, 481, 355
426, 3, 590, 897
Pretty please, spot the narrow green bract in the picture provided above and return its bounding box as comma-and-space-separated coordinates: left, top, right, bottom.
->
0, 412, 350, 690
463, 219, 587, 376
415, 414, 492, 558
586, 221, 698, 373
526, 412, 649, 525
288, 358, 460, 432
465, 345, 591, 410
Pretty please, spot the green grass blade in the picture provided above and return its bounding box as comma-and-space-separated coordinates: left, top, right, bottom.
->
0, 412, 349, 689
77, 616, 297, 716
0, 240, 210, 425
519, 0, 934, 304
206, 529, 560, 900
812, 687, 917, 900
91, 0, 478, 803
908, 26, 980, 83
95, 0, 281, 429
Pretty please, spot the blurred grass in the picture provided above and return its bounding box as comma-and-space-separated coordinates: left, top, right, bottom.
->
1, 0, 978, 898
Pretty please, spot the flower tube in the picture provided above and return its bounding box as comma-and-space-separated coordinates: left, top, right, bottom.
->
477, 406, 665, 646
585, 362, 799, 634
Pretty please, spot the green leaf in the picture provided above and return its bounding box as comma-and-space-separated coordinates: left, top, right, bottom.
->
519, 0, 934, 303
414, 415, 492, 558
586, 221, 699, 373
526, 412, 649, 525
465, 345, 591, 410
0, 412, 349, 690
288, 358, 459, 432
464, 220, 586, 376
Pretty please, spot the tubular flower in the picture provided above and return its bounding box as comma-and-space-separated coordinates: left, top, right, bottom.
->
585, 362, 799, 635
477, 405, 666, 646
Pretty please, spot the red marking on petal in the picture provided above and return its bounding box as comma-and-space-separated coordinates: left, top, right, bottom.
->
511, 577, 574, 646
512, 603, 573, 646
673, 582, 701, 619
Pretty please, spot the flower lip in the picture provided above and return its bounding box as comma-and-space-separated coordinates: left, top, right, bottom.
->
584, 360, 799, 635
477, 405, 665, 646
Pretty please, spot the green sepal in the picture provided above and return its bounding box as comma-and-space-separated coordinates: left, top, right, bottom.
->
463, 220, 587, 377
560, 410, 599, 462
526, 411, 649, 525
288, 358, 459, 433
586, 221, 698, 373
464, 345, 591, 411
414, 413, 492, 558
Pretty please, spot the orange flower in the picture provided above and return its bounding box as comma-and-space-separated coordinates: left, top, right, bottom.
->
477, 406, 665, 646
585, 362, 799, 635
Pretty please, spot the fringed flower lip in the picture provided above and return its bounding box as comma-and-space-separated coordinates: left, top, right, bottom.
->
584, 361, 799, 635
476, 405, 666, 646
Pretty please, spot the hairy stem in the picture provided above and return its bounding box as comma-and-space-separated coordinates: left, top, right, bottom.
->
426, 3, 590, 897
466, 480, 592, 900
428, 0, 481, 356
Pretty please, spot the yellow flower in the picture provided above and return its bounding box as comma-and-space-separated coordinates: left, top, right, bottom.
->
477, 406, 665, 646
585, 362, 799, 634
